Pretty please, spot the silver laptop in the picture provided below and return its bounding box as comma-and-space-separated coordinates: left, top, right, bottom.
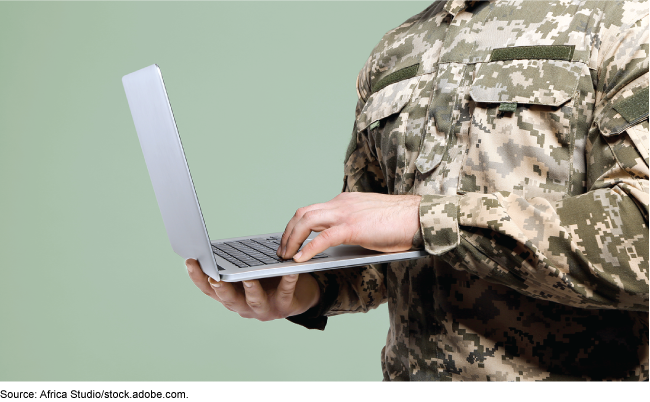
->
122, 64, 427, 282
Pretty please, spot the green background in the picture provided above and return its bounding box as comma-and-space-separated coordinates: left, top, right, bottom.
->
0, 1, 429, 381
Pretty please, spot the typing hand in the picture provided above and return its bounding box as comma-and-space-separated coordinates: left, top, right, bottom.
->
278, 192, 421, 262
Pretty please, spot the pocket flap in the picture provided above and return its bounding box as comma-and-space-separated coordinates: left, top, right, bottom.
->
469, 59, 582, 106
356, 76, 421, 132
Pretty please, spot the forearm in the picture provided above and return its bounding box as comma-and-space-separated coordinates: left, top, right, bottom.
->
418, 180, 649, 311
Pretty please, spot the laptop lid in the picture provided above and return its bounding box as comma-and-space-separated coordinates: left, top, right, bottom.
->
122, 65, 221, 280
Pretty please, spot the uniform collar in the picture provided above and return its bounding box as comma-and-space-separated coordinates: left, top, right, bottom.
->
443, 0, 479, 18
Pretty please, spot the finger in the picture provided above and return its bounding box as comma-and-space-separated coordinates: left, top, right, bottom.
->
293, 227, 348, 262
284, 209, 336, 258
241, 280, 271, 317
208, 277, 252, 314
279, 203, 328, 257
274, 274, 299, 315
186, 259, 221, 302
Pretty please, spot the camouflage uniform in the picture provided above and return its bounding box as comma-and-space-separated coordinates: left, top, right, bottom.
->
288, 0, 649, 381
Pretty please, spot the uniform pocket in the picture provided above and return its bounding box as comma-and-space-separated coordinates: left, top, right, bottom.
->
469, 59, 581, 106
460, 59, 584, 201
593, 86, 649, 218
596, 86, 649, 166
354, 75, 426, 194
356, 75, 421, 132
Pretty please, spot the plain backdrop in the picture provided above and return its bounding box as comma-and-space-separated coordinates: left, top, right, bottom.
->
0, 1, 430, 381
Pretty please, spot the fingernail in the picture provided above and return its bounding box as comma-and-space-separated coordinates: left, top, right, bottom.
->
208, 278, 221, 288
294, 251, 302, 260
186, 263, 193, 273
243, 281, 253, 288
281, 247, 287, 258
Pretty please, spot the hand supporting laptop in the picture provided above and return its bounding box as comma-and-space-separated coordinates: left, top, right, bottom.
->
186, 260, 321, 321
186, 192, 421, 321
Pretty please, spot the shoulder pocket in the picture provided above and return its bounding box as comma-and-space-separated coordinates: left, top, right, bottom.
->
596, 86, 649, 166
344, 75, 421, 177
356, 75, 421, 132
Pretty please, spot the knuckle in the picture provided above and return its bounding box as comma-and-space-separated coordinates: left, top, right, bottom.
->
295, 207, 308, 217
319, 229, 334, 242
283, 275, 299, 285
285, 232, 295, 247
277, 289, 294, 300
303, 241, 316, 253
318, 227, 346, 246
303, 210, 317, 221
299, 243, 315, 257
247, 300, 262, 309
215, 293, 231, 303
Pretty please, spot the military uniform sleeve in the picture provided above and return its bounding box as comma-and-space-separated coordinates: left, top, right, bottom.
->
287, 57, 390, 330
419, 15, 649, 311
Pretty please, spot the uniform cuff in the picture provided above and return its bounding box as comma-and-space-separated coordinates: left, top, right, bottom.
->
419, 194, 461, 255
286, 308, 328, 330
412, 224, 424, 249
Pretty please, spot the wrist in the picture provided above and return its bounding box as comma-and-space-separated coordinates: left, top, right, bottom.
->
410, 195, 423, 249
306, 274, 321, 310
297, 273, 321, 311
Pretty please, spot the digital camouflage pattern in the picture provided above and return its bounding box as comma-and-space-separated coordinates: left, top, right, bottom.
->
290, 0, 649, 381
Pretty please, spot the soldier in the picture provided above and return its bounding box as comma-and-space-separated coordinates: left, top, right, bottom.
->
186, 0, 649, 380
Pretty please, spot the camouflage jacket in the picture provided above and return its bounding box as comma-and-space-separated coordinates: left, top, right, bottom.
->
289, 0, 649, 381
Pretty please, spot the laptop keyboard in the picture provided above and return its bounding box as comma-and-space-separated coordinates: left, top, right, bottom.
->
212, 236, 328, 268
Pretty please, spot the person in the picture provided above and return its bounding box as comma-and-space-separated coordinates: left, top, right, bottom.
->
186, 0, 649, 380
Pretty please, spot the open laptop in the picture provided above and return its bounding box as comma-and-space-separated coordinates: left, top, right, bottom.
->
122, 64, 427, 282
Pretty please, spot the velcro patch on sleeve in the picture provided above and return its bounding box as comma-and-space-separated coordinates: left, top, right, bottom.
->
371, 64, 419, 94
490, 45, 575, 62
613, 87, 650, 125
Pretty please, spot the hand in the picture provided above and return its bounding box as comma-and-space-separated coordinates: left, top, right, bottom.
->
278, 192, 421, 262
185, 259, 320, 321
